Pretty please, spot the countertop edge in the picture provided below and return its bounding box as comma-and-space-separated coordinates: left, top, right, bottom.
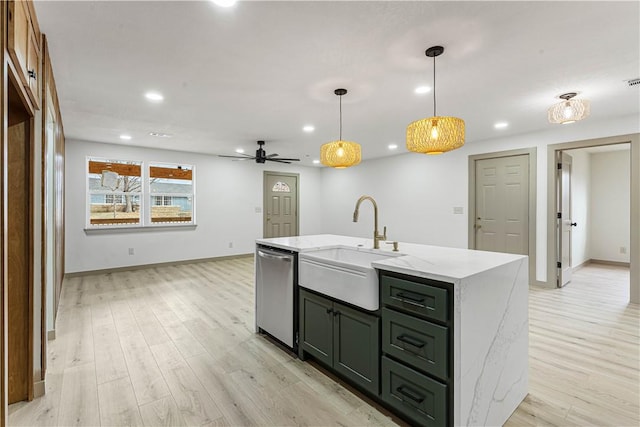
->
256, 235, 528, 282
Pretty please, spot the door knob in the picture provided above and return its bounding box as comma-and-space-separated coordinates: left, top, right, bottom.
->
570, 222, 577, 227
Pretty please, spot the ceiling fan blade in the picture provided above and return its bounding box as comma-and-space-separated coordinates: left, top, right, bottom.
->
272, 157, 300, 161
266, 153, 279, 158
218, 154, 256, 159
267, 158, 292, 164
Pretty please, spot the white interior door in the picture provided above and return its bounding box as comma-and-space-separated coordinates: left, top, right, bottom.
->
558, 151, 573, 287
264, 172, 298, 238
475, 155, 529, 255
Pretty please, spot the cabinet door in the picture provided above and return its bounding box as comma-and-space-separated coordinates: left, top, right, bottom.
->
7, 0, 40, 108
333, 302, 380, 394
299, 289, 333, 366
7, 0, 30, 86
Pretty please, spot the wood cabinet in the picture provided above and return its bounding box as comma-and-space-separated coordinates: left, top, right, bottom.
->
299, 289, 380, 395
7, 0, 41, 109
380, 272, 453, 427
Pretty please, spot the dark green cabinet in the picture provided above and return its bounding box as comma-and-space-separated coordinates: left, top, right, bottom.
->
382, 308, 448, 381
299, 289, 334, 366
381, 356, 447, 427
380, 271, 452, 427
382, 275, 448, 323
299, 288, 380, 395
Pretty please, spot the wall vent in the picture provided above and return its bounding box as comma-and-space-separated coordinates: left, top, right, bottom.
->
627, 78, 640, 87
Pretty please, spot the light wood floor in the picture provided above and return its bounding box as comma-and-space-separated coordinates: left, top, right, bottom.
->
8, 259, 639, 426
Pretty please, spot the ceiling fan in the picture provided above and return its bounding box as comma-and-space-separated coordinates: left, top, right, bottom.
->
219, 140, 300, 164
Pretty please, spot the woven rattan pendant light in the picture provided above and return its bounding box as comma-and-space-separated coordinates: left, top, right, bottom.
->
320, 89, 361, 168
406, 46, 465, 155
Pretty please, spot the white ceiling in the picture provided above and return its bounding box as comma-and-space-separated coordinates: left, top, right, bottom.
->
34, 1, 640, 166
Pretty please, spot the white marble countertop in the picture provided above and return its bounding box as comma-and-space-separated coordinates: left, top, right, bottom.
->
256, 234, 526, 281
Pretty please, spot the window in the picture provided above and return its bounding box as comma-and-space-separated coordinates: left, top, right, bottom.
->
149, 163, 194, 224
88, 159, 142, 226
153, 195, 173, 206
105, 194, 124, 204
272, 181, 291, 192
87, 158, 194, 228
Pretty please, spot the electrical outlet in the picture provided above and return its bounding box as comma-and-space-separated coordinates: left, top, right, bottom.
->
255, 207, 262, 213
453, 206, 464, 214
620, 247, 627, 254
128, 248, 134, 255
229, 242, 233, 248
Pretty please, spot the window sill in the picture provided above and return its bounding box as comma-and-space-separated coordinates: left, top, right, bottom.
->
84, 224, 197, 235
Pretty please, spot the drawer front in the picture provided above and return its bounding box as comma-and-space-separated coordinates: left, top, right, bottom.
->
381, 275, 448, 322
382, 308, 448, 381
381, 356, 447, 427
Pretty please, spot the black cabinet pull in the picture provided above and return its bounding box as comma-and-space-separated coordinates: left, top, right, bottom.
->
326, 307, 333, 314
333, 310, 340, 317
397, 334, 425, 349
28, 69, 37, 80
396, 386, 425, 404
396, 291, 425, 303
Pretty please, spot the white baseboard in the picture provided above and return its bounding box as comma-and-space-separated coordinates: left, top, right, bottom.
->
590, 258, 631, 268
64, 253, 254, 278
33, 380, 45, 398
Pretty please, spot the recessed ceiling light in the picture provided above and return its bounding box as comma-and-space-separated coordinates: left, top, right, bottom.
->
494, 122, 509, 129
119, 134, 132, 140
303, 125, 315, 133
235, 148, 245, 154
145, 92, 164, 102
211, 0, 236, 7
149, 132, 172, 138
414, 86, 431, 94
388, 144, 398, 150
312, 160, 320, 164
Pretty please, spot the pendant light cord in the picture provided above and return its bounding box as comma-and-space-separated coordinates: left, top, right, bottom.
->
339, 94, 343, 140
433, 54, 437, 117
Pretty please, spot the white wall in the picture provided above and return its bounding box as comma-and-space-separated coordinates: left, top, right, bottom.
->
320, 114, 639, 283
321, 150, 468, 248
65, 139, 323, 273
568, 149, 590, 267
66, 114, 638, 280
590, 150, 631, 263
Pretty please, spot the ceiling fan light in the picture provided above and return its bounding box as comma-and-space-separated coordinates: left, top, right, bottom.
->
407, 116, 465, 155
320, 140, 361, 168
548, 95, 590, 124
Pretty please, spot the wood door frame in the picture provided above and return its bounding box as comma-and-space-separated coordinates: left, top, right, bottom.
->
262, 171, 300, 238
1, 0, 7, 420
468, 147, 538, 286
546, 134, 639, 302
6, 68, 36, 403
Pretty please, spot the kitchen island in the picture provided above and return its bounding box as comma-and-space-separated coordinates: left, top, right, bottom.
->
255, 234, 528, 427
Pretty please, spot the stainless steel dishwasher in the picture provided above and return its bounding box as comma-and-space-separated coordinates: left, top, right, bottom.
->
256, 245, 297, 351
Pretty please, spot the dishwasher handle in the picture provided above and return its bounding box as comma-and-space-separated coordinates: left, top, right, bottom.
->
257, 250, 292, 262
